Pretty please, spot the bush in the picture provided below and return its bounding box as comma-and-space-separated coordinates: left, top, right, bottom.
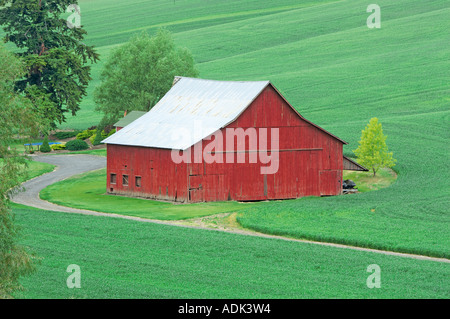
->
76, 129, 96, 140
53, 131, 81, 139
90, 128, 116, 146
51, 143, 66, 150
66, 139, 89, 151
40, 137, 51, 153
104, 128, 116, 138
89, 133, 98, 145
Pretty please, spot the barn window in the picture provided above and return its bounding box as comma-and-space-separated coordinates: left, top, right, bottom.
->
135, 176, 142, 187
123, 174, 129, 186
110, 173, 116, 184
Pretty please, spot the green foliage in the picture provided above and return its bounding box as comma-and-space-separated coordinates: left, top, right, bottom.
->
0, 0, 99, 128
0, 44, 39, 299
40, 137, 51, 153
89, 127, 116, 146
104, 128, 116, 138
50, 143, 66, 151
65, 139, 89, 151
353, 118, 396, 177
76, 129, 96, 140
89, 134, 97, 145
94, 28, 198, 123
53, 131, 81, 139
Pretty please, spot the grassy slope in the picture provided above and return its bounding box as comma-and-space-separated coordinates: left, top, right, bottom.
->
24, 160, 55, 182
12, 204, 449, 299
0, 159, 55, 183
230, 2, 450, 258
61, 0, 335, 129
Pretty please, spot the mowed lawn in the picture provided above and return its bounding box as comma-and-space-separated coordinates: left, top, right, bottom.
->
40, 168, 260, 220
12, 204, 450, 299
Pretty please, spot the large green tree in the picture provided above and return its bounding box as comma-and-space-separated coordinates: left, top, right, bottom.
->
353, 117, 396, 177
94, 29, 198, 124
0, 45, 45, 299
0, 0, 99, 127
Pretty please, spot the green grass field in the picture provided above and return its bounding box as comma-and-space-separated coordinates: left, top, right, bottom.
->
12, 204, 450, 299
4, 0, 449, 298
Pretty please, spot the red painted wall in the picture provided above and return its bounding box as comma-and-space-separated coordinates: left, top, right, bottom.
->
107, 145, 188, 201
106, 85, 343, 202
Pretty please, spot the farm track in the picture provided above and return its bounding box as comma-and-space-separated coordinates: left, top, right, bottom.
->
12, 154, 450, 264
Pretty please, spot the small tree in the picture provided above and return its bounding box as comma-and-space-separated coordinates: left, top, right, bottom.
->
94, 28, 198, 124
40, 136, 51, 153
353, 117, 396, 177
91, 118, 107, 146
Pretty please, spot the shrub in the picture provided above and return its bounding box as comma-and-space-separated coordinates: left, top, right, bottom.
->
76, 129, 96, 140
53, 131, 81, 139
90, 128, 116, 146
104, 128, 116, 138
51, 143, 66, 150
40, 137, 51, 153
89, 133, 98, 145
66, 139, 89, 151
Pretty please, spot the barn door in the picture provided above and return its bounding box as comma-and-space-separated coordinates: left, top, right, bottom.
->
319, 170, 341, 196
189, 175, 203, 202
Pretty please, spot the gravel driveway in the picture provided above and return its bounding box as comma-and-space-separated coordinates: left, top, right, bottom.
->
11, 154, 106, 214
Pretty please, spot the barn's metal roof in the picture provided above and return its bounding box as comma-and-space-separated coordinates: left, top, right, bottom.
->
102, 77, 270, 150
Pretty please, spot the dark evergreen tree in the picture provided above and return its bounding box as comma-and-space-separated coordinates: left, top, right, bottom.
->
40, 136, 51, 153
0, 0, 99, 127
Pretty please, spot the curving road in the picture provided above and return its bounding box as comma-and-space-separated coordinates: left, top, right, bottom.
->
12, 154, 107, 214
10, 154, 188, 225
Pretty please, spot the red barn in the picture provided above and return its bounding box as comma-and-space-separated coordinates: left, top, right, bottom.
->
103, 77, 364, 203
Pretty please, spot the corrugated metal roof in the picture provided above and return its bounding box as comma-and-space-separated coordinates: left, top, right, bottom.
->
114, 111, 147, 128
102, 77, 270, 150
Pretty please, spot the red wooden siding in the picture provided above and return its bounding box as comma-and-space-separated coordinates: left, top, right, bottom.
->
106, 85, 344, 202
107, 145, 188, 202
